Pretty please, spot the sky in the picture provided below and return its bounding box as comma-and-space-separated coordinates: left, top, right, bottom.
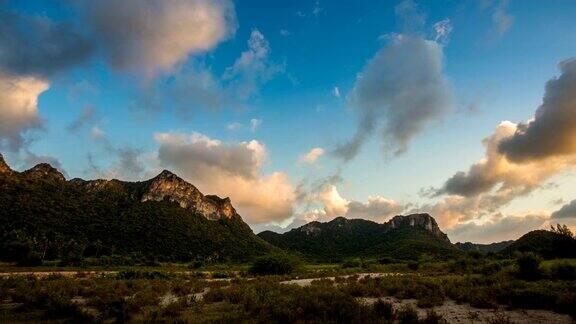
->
1, 0, 576, 243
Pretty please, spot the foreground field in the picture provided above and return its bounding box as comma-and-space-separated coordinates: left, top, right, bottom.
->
0, 256, 574, 323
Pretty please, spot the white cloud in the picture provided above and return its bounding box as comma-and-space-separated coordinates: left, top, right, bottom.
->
90, 126, 105, 140
83, 0, 237, 77
335, 34, 453, 161
447, 213, 547, 244
227, 122, 243, 131
155, 131, 296, 224
298, 184, 405, 224
0, 73, 49, 151
490, 0, 514, 41
223, 29, 284, 99
433, 19, 453, 44
430, 59, 576, 229
299, 147, 325, 164
250, 118, 262, 132
332, 86, 341, 98
280, 29, 290, 37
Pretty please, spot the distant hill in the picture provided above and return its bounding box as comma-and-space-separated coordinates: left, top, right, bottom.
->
0, 153, 274, 264
455, 240, 514, 254
502, 229, 576, 259
258, 214, 460, 261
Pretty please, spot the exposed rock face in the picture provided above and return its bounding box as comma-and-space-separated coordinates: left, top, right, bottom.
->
23, 163, 66, 181
1, 153, 239, 222
0, 154, 11, 174
141, 170, 236, 220
385, 213, 449, 242
299, 221, 323, 235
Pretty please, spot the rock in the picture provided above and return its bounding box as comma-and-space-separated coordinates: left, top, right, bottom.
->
23, 163, 66, 181
385, 213, 450, 242
0, 153, 12, 174
141, 170, 236, 220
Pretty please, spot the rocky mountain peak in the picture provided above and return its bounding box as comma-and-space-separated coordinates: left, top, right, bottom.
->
141, 170, 236, 221
385, 213, 449, 242
0, 153, 12, 174
23, 163, 66, 181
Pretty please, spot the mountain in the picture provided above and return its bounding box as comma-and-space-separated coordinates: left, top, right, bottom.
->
501, 229, 576, 259
0, 153, 273, 264
455, 240, 514, 254
258, 214, 459, 261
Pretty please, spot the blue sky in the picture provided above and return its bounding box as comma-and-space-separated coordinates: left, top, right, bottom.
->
2, 0, 576, 242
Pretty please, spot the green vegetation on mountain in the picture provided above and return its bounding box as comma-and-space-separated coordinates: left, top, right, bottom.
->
0, 156, 273, 264
455, 240, 514, 254
502, 225, 576, 259
258, 215, 460, 261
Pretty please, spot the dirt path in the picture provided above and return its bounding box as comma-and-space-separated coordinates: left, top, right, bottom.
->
0, 270, 118, 278
280, 272, 405, 286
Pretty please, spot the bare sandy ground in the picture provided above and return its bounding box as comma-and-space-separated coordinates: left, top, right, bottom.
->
0, 270, 118, 278
359, 297, 573, 324
280, 272, 404, 286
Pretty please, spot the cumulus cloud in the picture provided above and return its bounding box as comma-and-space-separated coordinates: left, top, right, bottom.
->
223, 29, 284, 99
82, 0, 237, 77
299, 184, 405, 224
499, 58, 576, 162
438, 121, 572, 198
0, 6, 93, 78
551, 199, 576, 220
0, 73, 49, 151
155, 131, 296, 224
299, 147, 325, 164
430, 59, 576, 229
334, 34, 452, 160
447, 213, 547, 244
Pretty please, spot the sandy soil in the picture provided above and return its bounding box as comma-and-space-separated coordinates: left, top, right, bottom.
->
280, 272, 404, 286
358, 296, 573, 323
0, 270, 118, 278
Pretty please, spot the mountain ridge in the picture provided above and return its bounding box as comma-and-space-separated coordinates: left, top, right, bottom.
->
0, 154, 273, 263
258, 213, 458, 261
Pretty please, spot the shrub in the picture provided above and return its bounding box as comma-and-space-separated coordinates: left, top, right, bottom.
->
17, 252, 43, 267
548, 261, 576, 280
397, 305, 419, 324
422, 310, 444, 324
249, 254, 298, 275
342, 259, 362, 268
372, 299, 394, 320
515, 253, 542, 280
115, 270, 169, 280
378, 257, 395, 265
407, 261, 419, 271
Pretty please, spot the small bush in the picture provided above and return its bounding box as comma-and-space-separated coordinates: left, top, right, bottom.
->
515, 253, 542, 280
548, 261, 576, 280
378, 257, 395, 265
249, 254, 298, 275
115, 270, 169, 280
17, 252, 43, 267
422, 309, 444, 324
397, 305, 419, 324
372, 299, 394, 320
342, 259, 362, 268
407, 261, 419, 271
